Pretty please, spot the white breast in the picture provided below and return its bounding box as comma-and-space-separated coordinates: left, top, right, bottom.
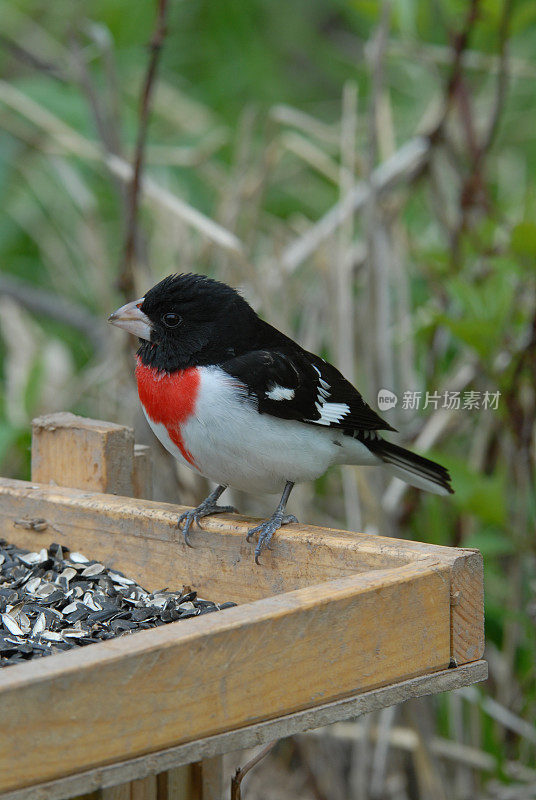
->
143, 366, 380, 495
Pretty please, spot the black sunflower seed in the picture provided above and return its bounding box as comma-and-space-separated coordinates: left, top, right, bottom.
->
0, 539, 237, 669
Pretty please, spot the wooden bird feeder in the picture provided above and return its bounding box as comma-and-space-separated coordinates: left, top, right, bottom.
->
0, 413, 487, 800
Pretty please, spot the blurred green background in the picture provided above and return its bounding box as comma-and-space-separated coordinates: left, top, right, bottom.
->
0, 0, 535, 797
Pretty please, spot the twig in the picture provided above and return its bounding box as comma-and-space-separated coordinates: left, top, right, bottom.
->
382, 361, 477, 513
0, 274, 107, 353
477, 0, 514, 157
336, 81, 362, 531
69, 32, 122, 157
107, 154, 246, 258
119, 0, 170, 298
309, 721, 497, 771
433, 0, 481, 135
0, 34, 67, 81
369, 706, 396, 798
0, 79, 245, 257
270, 103, 340, 147
459, 687, 536, 745
230, 741, 277, 800
281, 136, 430, 273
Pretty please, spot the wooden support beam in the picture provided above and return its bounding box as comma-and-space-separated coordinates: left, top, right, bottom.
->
450, 550, 484, 665
133, 444, 153, 500
101, 787, 130, 800
129, 777, 157, 800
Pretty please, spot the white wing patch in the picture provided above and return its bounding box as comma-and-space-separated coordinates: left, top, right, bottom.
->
309, 365, 349, 425
266, 384, 295, 401
313, 401, 350, 425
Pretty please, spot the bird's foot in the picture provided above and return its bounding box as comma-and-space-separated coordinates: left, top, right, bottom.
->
178, 501, 238, 546
247, 513, 298, 564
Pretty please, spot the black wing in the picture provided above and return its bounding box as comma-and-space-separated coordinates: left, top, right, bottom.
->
220, 347, 395, 432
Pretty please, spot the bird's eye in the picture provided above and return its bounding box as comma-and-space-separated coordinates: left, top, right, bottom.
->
162, 312, 182, 328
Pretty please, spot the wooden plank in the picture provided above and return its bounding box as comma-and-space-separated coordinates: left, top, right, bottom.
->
0, 559, 451, 793
450, 550, 485, 665
163, 768, 191, 800
130, 777, 157, 800
192, 758, 222, 800
159, 768, 191, 800
101, 787, 130, 800
0, 662, 487, 800
133, 445, 153, 500
0, 478, 478, 603
31, 413, 134, 496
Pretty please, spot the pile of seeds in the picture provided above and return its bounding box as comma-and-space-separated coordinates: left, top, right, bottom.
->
0, 539, 236, 668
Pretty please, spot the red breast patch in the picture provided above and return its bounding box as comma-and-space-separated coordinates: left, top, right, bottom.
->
135, 358, 200, 468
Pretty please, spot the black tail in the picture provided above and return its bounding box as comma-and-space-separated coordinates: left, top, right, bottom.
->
365, 437, 454, 496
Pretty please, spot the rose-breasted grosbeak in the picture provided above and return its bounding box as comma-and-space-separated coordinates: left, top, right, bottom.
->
109, 273, 453, 562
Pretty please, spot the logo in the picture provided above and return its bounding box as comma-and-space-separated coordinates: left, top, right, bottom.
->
377, 389, 398, 411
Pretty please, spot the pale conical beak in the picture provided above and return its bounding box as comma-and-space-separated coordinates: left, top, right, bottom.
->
108, 298, 152, 341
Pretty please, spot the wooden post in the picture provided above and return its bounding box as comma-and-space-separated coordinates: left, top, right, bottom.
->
101, 787, 130, 800
30, 413, 223, 800
133, 444, 153, 500
32, 413, 135, 496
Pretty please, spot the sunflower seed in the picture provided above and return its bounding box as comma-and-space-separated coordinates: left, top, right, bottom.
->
81, 563, 105, 577
2, 613, 24, 636
59, 567, 77, 582
40, 630, 63, 642
69, 552, 89, 564
31, 613, 46, 637
0, 538, 236, 669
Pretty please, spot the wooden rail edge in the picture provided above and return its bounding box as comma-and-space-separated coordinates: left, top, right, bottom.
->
0, 661, 487, 800
0, 477, 484, 666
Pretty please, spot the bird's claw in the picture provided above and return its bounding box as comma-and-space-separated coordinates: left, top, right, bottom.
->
247, 513, 298, 564
178, 503, 238, 546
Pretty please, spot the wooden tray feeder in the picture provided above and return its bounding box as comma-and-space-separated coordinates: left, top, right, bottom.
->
0, 413, 487, 800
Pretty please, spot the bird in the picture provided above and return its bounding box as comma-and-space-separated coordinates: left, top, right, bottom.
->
108, 273, 453, 563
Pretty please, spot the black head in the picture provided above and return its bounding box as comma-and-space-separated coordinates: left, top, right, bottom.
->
110, 273, 261, 371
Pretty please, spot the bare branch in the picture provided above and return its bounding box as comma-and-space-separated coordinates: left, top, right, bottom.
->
281, 136, 430, 273
0, 34, 67, 81
230, 741, 277, 800
119, 0, 170, 298
0, 79, 246, 258
0, 274, 106, 353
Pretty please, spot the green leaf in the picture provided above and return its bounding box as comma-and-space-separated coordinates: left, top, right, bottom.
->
0, 423, 20, 464
439, 455, 507, 526
464, 528, 515, 557
511, 222, 536, 259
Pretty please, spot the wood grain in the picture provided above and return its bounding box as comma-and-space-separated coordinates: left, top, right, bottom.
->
0, 477, 480, 605
100, 787, 130, 800
129, 777, 157, 800
133, 445, 153, 501
190, 759, 222, 800
31, 413, 134, 496
0, 662, 487, 800
450, 550, 485, 664
0, 559, 451, 793
167, 769, 190, 800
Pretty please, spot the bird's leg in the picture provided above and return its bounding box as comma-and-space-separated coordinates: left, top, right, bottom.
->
247, 481, 298, 564
178, 484, 237, 546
